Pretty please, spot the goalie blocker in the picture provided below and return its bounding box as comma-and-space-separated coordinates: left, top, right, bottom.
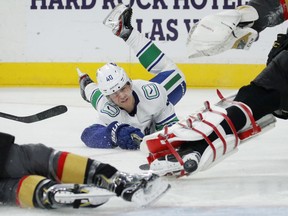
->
140, 90, 276, 177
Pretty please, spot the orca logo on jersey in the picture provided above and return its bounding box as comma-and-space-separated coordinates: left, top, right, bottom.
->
101, 103, 120, 117
142, 83, 160, 100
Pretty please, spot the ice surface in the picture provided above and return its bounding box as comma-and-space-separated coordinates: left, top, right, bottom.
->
1, 88, 288, 216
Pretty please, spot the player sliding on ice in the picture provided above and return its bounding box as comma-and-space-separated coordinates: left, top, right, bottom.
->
78, 4, 187, 150
140, 0, 288, 177
0, 131, 170, 209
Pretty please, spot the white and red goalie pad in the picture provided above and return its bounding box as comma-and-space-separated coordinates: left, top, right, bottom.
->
140, 90, 276, 176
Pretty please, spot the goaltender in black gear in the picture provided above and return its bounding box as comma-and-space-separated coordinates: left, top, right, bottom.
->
142, 5, 288, 176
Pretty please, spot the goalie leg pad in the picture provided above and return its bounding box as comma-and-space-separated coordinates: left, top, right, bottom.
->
142, 102, 240, 176
141, 91, 276, 177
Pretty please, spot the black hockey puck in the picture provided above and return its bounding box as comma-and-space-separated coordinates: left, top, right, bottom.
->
183, 160, 198, 173
139, 164, 150, 170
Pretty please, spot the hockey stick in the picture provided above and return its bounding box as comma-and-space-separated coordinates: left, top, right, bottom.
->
0, 105, 68, 123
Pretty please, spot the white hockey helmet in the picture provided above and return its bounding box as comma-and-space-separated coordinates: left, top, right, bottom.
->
96, 63, 131, 96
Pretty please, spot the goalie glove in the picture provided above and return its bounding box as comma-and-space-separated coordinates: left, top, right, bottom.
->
187, 5, 259, 58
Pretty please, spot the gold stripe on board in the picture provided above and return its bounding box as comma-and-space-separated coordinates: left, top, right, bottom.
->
0, 63, 264, 88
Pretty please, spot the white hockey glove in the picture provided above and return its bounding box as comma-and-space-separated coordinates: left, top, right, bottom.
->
187, 5, 259, 58
77, 68, 98, 103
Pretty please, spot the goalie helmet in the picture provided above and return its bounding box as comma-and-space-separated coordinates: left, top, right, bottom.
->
96, 63, 132, 96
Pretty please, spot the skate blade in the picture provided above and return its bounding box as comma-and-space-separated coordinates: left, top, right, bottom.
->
141, 166, 187, 178
131, 177, 171, 207
144, 163, 184, 177
53, 186, 115, 206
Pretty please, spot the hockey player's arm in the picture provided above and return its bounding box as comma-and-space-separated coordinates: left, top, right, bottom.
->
127, 29, 179, 73
248, 0, 288, 33
81, 122, 144, 150
154, 101, 179, 131
155, 110, 178, 131
77, 68, 103, 109
151, 85, 179, 131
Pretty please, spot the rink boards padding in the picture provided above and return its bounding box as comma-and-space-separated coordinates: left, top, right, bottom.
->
0, 63, 264, 88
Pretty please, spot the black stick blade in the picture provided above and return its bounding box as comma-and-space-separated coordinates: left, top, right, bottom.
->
0, 105, 68, 123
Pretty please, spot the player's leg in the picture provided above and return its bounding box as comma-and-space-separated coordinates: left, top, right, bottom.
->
0, 178, 20, 206
141, 86, 279, 177
1, 138, 169, 208
14, 175, 115, 209
14, 171, 168, 209
2, 139, 143, 199
251, 50, 288, 119
48, 150, 169, 205
0, 176, 58, 208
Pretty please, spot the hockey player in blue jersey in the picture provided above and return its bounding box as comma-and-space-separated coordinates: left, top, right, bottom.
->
78, 4, 186, 150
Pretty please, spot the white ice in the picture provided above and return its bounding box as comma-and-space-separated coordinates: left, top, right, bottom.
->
0, 88, 288, 216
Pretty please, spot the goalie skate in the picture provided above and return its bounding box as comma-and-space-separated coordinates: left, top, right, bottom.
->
146, 152, 201, 177
45, 184, 115, 208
